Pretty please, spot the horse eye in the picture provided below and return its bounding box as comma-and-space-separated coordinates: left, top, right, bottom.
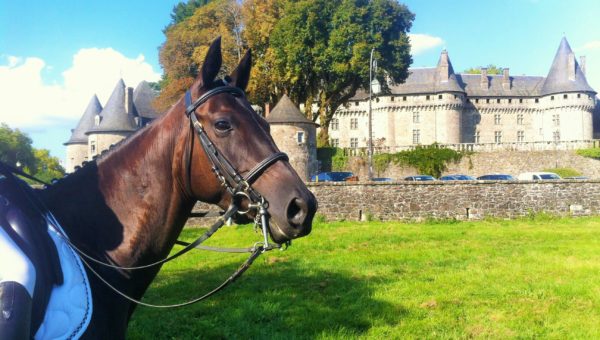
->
214, 120, 232, 132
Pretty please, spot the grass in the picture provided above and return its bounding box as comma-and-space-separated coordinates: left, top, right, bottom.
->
542, 167, 581, 178
576, 147, 600, 159
127, 216, 600, 339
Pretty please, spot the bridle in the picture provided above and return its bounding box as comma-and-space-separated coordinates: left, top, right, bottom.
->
184, 84, 289, 248
40, 83, 291, 308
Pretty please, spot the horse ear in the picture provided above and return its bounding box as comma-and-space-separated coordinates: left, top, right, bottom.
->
229, 49, 252, 91
200, 37, 222, 87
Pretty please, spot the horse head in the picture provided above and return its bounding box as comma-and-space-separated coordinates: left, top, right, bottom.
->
182, 37, 317, 244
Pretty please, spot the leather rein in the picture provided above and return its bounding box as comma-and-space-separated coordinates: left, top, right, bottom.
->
47, 83, 290, 308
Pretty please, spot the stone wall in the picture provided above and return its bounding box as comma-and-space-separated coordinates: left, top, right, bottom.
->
345, 149, 600, 180
307, 180, 600, 221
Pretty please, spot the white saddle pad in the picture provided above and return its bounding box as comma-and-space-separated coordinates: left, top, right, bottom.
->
34, 221, 93, 340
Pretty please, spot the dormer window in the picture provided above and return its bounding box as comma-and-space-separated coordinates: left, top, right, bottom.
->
94, 114, 101, 126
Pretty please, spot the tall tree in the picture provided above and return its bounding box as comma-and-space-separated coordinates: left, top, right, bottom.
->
165, 0, 213, 31
270, 0, 414, 146
156, 0, 244, 112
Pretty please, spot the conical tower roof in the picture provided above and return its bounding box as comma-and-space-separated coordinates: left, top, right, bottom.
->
266, 94, 318, 126
134, 81, 160, 119
64, 95, 102, 145
541, 37, 595, 95
87, 79, 138, 134
435, 50, 464, 93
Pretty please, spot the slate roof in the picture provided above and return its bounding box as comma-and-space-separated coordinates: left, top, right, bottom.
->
267, 94, 318, 126
64, 95, 102, 145
134, 81, 160, 120
349, 37, 595, 100
541, 37, 595, 95
86, 79, 138, 134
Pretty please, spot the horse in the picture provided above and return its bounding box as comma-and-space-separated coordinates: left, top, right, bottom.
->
3, 37, 317, 339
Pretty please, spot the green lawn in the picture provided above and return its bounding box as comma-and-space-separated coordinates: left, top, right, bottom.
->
128, 216, 600, 339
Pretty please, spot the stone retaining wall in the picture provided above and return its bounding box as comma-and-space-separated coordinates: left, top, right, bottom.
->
306, 180, 600, 221
189, 180, 600, 225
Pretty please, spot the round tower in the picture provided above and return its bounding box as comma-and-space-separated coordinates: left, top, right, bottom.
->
266, 94, 319, 181
64, 95, 102, 172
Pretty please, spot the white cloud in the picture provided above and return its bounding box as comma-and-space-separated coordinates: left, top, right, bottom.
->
408, 33, 444, 56
579, 40, 600, 52
0, 48, 161, 128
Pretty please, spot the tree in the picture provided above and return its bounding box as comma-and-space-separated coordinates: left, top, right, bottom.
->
0, 123, 65, 182
270, 0, 414, 146
463, 64, 503, 75
165, 0, 213, 31
0, 123, 36, 172
155, 0, 244, 112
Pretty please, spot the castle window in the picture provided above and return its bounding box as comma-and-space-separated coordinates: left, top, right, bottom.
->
494, 131, 502, 144
494, 114, 501, 125
350, 118, 358, 130
331, 138, 339, 147
426, 95, 431, 100
474, 131, 481, 143
508, 99, 512, 104
476, 99, 479, 104
577, 93, 581, 98
296, 131, 305, 144
454, 95, 457, 99
403, 96, 407, 101
331, 118, 339, 131
486, 99, 490, 104
563, 94, 568, 99
94, 114, 101, 126
553, 131, 560, 142
497, 98, 501, 104
375, 97, 380, 103
390, 96, 395, 102
438, 94, 443, 100
517, 130, 525, 142
552, 114, 560, 126
350, 138, 358, 148
551, 96, 554, 101
412, 129, 420, 144
413, 111, 420, 123
535, 98, 539, 103
519, 98, 523, 104
90, 141, 97, 156
355, 102, 359, 106
517, 114, 524, 125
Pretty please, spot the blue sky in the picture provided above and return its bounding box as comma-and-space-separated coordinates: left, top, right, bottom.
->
1, 0, 600, 165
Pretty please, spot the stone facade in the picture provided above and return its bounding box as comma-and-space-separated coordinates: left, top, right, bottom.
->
329, 38, 597, 151
267, 94, 319, 180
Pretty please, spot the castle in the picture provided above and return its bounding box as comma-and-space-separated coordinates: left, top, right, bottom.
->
330, 37, 598, 152
64, 79, 160, 173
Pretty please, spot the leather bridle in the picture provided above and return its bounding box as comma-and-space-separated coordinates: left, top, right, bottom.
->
39, 83, 292, 308
184, 84, 289, 248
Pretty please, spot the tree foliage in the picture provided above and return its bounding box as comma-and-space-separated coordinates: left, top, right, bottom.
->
373, 144, 465, 178
463, 64, 503, 75
269, 0, 414, 145
165, 0, 213, 31
0, 123, 65, 181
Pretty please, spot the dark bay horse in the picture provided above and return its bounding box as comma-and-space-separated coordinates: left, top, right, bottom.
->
35, 38, 317, 338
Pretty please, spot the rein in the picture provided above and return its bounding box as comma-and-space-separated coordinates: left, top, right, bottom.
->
57, 83, 288, 308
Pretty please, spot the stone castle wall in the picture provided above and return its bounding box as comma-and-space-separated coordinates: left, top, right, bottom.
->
65, 143, 88, 173
345, 149, 600, 180
270, 122, 318, 181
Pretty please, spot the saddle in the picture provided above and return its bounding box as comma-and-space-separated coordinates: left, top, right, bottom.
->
0, 164, 63, 334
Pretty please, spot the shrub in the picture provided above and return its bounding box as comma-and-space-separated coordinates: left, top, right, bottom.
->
542, 167, 581, 178
576, 148, 600, 159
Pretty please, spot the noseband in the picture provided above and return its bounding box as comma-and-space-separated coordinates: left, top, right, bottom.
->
184, 85, 289, 247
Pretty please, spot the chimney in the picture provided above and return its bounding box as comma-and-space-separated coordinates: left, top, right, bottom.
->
265, 103, 270, 118
125, 87, 134, 114
480, 68, 489, 89
438, 50, 449, 82
580, 56, 586, 75
502, 68, 511, 90
568, 53, 576, 81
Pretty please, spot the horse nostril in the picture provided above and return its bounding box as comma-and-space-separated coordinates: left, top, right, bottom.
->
287, 197, 308, 227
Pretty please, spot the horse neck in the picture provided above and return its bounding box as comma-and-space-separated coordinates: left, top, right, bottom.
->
44, 109, 197, 267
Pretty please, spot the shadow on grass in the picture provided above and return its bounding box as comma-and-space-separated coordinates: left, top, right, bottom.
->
127, 257, 405, 339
